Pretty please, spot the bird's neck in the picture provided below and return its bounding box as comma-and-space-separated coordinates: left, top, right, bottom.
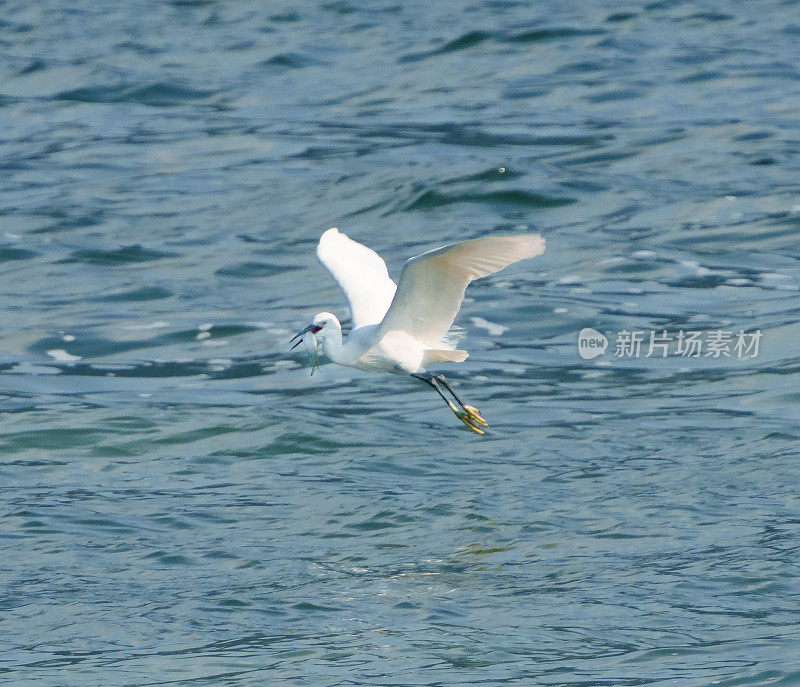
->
320, 331, 345, 365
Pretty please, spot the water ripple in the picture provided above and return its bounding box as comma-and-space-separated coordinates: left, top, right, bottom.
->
1, 0, 799, 684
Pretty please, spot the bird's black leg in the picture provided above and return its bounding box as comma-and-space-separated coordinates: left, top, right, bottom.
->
411, 372, 487, 434
433, 373, 468, 409
434, 373, 487, 429
434, 372, 489, 427
411, 372, 452, 406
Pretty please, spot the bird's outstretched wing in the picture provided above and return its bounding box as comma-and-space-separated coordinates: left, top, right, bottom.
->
317, 228, 397, 328
379, 234, 545, 347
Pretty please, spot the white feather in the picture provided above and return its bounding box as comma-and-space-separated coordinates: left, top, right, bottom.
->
305, 229, 545, 374
379, 234, 545, 347
316, 228, 397, 328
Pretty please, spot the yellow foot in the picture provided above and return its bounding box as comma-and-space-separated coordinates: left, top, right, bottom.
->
448, 401, 487, 435
456, 410, 485, 434
462, 404, 488, 428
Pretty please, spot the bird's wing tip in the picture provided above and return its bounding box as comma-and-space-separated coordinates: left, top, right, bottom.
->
320, 227, 339, 240
317, 227, 343, 253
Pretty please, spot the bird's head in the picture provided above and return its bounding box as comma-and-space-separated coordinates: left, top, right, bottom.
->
290, 312, 341, 350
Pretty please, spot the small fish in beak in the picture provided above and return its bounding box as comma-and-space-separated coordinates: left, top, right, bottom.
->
290, 324, 322, 350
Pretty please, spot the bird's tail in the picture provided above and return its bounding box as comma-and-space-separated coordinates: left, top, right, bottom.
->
423, 349, 469, 366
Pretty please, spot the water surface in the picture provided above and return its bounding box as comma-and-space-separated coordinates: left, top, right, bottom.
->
2, 1, 800, 685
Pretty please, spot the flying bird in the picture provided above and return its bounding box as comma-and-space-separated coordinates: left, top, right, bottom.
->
291, 228, 545, 434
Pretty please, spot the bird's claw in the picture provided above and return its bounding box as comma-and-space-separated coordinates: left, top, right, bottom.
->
455, 410, 485, 434
462, 405, 488, 428
448, 400, 487, 435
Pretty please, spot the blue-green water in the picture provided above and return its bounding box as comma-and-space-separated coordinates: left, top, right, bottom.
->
2, 1, 800, 685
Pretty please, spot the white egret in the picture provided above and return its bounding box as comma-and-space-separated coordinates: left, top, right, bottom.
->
291, 228, 545, 434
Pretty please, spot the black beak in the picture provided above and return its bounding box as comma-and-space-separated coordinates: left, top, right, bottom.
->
290, 324, 315, 350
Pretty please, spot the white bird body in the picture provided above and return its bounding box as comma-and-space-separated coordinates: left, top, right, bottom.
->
291, 227, 546, 432
310, 317, 440, 374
